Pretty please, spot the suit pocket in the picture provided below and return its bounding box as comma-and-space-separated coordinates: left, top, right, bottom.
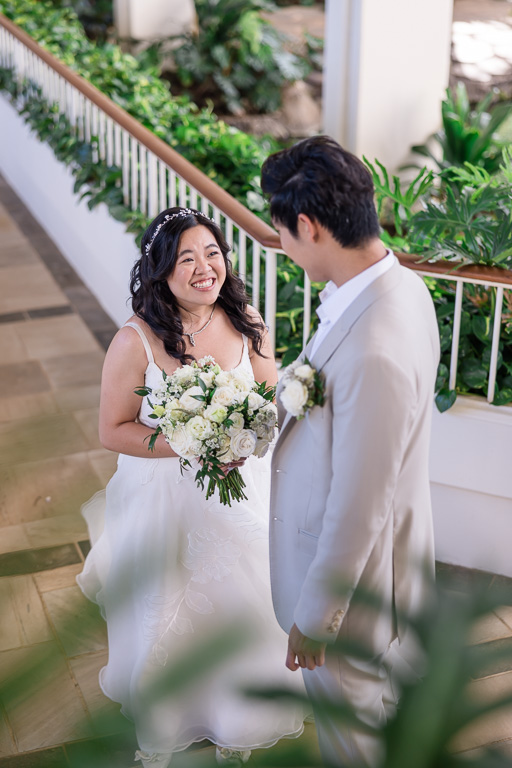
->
298, 528, 319, 557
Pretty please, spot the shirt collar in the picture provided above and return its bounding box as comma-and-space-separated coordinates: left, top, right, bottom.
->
316, 250, 396, 326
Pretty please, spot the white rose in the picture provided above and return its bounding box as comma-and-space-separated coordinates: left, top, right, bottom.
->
203, 403, 228, 424
230, 428, 257, 459
185, 415, 215, 441
211, 385, 237, 407
294, 364, 315, 384
172, 365, 196, 384
231, 368, 255, 389
225, 410, 245, 436
169, 424, 195, 458
214, 371, 231, 387
179, 386, 205, 412
280, 380, 308, 417
199, 371, 215, 388
247, 392, 266, 412
164, 398, 186, 422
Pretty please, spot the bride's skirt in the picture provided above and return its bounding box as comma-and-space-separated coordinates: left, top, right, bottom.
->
77, 453, 306, 755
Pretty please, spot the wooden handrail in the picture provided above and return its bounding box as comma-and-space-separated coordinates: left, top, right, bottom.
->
2, 12, 512, 287
0, 12, 281, 248
397, 253, 512, 287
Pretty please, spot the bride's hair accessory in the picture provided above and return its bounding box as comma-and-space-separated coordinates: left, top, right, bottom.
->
145, 208, 215, 256
280, 357, 325, 420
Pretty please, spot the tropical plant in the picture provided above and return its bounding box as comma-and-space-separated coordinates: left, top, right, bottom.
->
408, 153, 512, 269
366, 148, 512, 411
364, 157, 435, 251
411, 82, 512, 173
169, 0, 314, 115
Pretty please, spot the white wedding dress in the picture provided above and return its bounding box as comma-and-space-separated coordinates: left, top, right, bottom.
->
77, 324, 306, 765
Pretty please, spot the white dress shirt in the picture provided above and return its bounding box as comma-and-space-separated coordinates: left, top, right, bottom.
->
310, 250, 396, 359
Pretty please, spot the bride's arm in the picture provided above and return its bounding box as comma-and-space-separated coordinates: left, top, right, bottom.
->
98, 327, 178, 459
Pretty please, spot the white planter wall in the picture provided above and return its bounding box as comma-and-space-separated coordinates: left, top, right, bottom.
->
1, 95, 511, 577
0, 93, 138, 328
429, 396, 512, 578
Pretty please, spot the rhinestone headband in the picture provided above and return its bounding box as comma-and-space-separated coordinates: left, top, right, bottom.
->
144, 208, 215, 255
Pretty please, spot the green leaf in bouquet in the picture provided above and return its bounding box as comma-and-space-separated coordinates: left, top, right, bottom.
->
134, 386, 151, 396
146, 427, 162, 452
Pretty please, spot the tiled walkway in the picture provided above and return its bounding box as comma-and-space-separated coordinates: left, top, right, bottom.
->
0, 174, 512, 766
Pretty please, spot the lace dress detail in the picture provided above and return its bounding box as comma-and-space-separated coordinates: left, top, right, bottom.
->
77, 324, 305, 758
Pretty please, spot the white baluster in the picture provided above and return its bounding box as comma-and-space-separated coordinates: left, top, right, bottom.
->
148, 152, 158, 218
264, 249, 277, 352
237, 230, 247, 283
178, 177, 187, 207
139, 145, 148, 214
252, 241, 260, 310
159, 161, 167, 212
448, 280, 464, 391
130, 136, 139, 211
84, 98, 91, 143
122, 129, 130, 204
487, 285, 505, 403
168, 169, 177, 207
106, 116, 114, 166
303, 271, 312, 348
114, 123, 122, 170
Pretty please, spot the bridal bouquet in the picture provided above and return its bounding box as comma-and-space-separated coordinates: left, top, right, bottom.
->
136, 357, 277, 506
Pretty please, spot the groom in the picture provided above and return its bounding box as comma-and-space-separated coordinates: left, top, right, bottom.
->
261, 136, 440, 766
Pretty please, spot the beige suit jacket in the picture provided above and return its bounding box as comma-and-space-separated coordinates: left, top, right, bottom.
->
269, 261, 440, 653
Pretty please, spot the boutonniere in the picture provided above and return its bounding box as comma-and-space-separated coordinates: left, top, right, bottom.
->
280, 358, 325, 420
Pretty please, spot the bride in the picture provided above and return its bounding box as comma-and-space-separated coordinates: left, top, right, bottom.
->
77, 207, 306, 767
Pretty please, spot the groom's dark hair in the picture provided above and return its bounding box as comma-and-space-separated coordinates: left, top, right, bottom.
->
261, 135, 380, 248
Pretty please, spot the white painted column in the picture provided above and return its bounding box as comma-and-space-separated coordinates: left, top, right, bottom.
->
323, 0, 454, 169
113, 0, 196, 40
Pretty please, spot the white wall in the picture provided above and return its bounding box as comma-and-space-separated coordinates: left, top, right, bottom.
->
429, 396, 512, 578
323, 0, 454, 169
113, 0, 196, 40
0, 94, 138, 328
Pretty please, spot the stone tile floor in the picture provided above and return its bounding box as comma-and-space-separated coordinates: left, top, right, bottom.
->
0, 172, 511, 766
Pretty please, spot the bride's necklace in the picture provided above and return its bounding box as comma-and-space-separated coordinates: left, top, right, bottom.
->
183, 304, 216, 347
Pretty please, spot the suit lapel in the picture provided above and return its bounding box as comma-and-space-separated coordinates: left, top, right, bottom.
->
275, 261, 403, 450
277, 330, 319, 434
310, 260, 403, 372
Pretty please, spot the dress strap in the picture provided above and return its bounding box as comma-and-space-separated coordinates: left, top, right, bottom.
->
124, 322, 155, 365
241, 334, 250, 362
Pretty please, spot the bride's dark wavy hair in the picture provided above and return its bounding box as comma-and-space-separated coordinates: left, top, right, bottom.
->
130, 207, 266, 364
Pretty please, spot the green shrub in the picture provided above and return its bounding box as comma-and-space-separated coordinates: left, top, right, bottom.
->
0, 0, 275, 210
170, 0, 313, 115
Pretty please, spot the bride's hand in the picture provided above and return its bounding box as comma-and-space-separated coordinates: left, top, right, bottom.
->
219, 458, 246, 477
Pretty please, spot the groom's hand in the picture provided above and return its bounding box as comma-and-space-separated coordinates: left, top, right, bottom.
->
286, 623, 326, 671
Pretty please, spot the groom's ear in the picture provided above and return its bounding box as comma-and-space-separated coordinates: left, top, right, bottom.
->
297, 213, 320, 243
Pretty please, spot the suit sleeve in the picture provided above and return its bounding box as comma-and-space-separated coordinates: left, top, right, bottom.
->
293, 352, 416, 643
